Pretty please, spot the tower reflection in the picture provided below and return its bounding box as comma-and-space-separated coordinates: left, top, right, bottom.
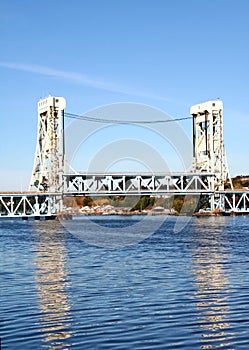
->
33, 223, 73, 349
191, 218, 235, 349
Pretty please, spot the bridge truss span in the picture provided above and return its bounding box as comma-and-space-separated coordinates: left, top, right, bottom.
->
0, 193, 60, 218
63, 173, 216, 196
212, 191, 249, 214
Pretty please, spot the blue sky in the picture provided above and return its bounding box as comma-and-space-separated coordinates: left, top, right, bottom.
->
0, 0, 248, 190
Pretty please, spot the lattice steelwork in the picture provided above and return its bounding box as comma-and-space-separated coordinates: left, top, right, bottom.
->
0, 193, 58, 218
211, 192, 249, 213
29, 96, 66, 192
191, 100, 232, 190
64, 173, 215, 195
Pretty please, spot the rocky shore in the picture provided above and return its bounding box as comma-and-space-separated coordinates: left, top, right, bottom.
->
63, 204, 177, 216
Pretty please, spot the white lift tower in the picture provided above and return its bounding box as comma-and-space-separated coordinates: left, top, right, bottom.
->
191, 100, 232, 190
29, 96, 66, 192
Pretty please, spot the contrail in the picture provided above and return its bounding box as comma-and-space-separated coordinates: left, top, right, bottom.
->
0, 61, 170, 102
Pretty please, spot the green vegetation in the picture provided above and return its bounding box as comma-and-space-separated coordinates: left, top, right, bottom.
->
131, 196, 155, 211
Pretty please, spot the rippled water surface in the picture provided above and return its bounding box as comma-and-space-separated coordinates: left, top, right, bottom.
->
1, 216, 249, 349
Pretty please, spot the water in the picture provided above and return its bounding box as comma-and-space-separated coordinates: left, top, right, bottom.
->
1, 216, 249, 349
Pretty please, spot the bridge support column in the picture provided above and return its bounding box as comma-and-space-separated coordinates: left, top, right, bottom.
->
29, 96, 66, 193
191, 100, 232, 191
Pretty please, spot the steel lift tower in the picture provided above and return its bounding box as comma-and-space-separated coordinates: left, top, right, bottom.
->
29, 96, 66, 193
191, 100, 232, 191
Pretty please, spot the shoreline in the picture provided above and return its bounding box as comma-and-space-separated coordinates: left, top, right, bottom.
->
58, 210, 249, 220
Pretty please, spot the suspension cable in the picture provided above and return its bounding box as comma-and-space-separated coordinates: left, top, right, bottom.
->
64, 112, 192, 124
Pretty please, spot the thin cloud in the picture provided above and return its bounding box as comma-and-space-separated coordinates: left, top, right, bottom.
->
0, 61, 170, 102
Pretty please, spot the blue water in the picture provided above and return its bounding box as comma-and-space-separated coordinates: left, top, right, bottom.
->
1, 216, 249, 349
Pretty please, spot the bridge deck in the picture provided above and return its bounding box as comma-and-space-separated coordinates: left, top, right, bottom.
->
1, 171, 248, 217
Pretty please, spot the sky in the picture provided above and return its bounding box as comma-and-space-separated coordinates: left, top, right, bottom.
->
0, 0, 248, 191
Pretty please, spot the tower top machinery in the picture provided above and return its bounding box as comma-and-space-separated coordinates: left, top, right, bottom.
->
29, 96, 66, 192
191, 100, 232, 190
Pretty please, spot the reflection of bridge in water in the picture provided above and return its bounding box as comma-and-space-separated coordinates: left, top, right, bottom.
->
34, 223, 73, 348
191, 218, 236, 348
0, 96, 248, 218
